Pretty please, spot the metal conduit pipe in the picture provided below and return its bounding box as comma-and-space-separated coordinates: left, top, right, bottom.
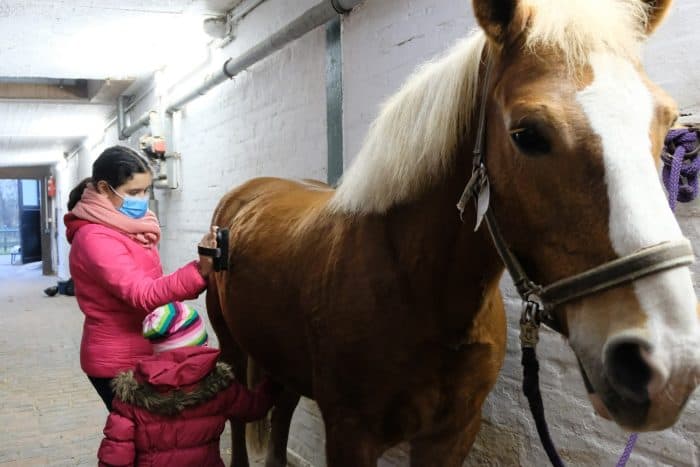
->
120, 111, 152, 140
117, 96, 128, 140
117, 84, 157, 140
231, 0, 267, 23
117, 0, 361, 139
166, 0, 362, 113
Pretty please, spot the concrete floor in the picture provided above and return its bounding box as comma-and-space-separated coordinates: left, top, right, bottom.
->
0, 257, 269, 466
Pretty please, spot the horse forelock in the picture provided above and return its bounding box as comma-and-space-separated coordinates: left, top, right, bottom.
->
522, 0, 649, 68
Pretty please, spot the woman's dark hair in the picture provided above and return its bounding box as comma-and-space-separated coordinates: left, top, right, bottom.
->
67, 146, 152, 210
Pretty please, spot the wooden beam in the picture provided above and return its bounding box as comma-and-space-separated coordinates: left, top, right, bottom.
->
0, 81, 88, 100
0, 166, 51, 179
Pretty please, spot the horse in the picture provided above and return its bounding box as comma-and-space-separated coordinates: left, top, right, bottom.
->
206, 0, 700, 465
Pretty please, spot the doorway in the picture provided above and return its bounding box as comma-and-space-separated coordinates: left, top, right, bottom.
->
18, 179, 42, 264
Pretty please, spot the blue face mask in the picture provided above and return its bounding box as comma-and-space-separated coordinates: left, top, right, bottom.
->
110, 185, 149, 219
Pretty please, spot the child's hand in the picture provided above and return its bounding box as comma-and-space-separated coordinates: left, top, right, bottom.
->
259, 376, 284, 403
197, 225, 219, 278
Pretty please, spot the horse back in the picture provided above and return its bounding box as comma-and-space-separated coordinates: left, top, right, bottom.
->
209, 177, 335, 395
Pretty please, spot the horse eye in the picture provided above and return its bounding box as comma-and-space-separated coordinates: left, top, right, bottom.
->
510, 127, 551, 155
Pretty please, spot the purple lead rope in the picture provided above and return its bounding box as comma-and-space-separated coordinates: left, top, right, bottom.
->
662, 128, 700, 211
616, 433, 638, 467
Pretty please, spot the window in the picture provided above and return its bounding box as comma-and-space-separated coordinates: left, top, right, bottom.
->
20, 179, 39, 207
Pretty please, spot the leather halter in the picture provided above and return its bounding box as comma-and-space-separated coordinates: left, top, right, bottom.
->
457, 51, 696, 337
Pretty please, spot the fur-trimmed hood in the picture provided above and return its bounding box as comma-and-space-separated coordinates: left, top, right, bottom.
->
111, 347, 235, 416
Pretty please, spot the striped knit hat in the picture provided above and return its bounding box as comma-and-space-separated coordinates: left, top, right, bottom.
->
142, 302, 209, 353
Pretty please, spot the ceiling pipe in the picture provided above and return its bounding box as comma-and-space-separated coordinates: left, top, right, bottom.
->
117, 0, 362, 139
117, 95, 128, 140
231, 0, 268, 24
214, 0, 268, 48
167, 0, 362, 113
119, 111, 151, 140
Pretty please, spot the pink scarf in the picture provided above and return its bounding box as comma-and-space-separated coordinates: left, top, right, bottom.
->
70, 184, 161, 248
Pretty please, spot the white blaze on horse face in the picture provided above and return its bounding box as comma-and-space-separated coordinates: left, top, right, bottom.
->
575, 53, 698, 369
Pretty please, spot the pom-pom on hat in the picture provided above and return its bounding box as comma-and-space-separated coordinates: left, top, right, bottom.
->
142, 302, 208, 353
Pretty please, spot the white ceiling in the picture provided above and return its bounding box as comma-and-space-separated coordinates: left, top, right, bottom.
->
0, 0, 242, 168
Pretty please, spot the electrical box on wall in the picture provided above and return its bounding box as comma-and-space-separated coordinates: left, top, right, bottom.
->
137, 135, 180, 190
152, 153, 181, 190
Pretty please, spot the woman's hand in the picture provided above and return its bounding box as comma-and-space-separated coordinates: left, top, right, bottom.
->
197, 225, 219, 278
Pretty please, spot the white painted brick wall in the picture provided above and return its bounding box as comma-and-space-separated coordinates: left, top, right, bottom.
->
54, 149, 82, 280
643, 1, 700, 122
56, 0, 700, 464
342, 0, 476, 165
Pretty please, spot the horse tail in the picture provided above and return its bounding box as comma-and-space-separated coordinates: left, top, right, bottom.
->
246, 356, 272, 454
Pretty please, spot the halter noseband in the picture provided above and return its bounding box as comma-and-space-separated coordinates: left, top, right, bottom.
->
457, 52, 696, 337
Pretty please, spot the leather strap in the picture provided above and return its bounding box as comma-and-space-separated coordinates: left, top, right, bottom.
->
484, 209, 541, 299
540, 238, 694, 310
198, 246, 220, 258
485, 209, 695, 313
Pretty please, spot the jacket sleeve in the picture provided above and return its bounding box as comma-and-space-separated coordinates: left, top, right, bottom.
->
76, 229, 206, 312
98, 408, 136, 467
226, 377, 280, 422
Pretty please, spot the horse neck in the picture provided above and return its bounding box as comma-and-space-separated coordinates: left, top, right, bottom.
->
381, 142, 505, 339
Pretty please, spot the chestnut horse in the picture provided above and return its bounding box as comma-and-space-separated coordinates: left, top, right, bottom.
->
207, 0, 700, 465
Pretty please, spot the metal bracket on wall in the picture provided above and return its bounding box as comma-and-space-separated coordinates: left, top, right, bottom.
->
152, 152, 181, 190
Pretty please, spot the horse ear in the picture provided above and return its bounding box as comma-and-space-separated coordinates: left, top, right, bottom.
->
472, 0, 522, 43
641, 0, 673, 35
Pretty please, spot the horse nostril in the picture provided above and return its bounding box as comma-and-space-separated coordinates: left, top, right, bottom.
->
604, 338, 667, 404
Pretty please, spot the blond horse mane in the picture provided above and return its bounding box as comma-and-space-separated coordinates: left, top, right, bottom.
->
330, 32, 487, 214
330, 0, 650, 214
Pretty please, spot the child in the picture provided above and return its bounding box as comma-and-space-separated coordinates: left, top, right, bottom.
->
98, 302, 277, 467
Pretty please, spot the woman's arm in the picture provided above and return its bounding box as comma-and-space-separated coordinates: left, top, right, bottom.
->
75, 228, 207, 312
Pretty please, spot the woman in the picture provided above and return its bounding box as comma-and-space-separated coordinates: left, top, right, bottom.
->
64, 145, 217, 411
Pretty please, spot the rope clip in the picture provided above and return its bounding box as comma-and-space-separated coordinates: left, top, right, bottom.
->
520, 300, 542, 348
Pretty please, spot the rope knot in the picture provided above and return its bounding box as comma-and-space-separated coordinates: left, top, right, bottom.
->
662, 126, 700, 211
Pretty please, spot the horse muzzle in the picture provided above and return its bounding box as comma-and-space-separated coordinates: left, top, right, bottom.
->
578, 331, 699, 431
602, 334, 669, 405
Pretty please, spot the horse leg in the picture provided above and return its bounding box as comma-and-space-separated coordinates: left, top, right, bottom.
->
206, 281, 250, 467
264, 389, 300, 467
409, 413, 482, 467
324, 413, 383, 467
